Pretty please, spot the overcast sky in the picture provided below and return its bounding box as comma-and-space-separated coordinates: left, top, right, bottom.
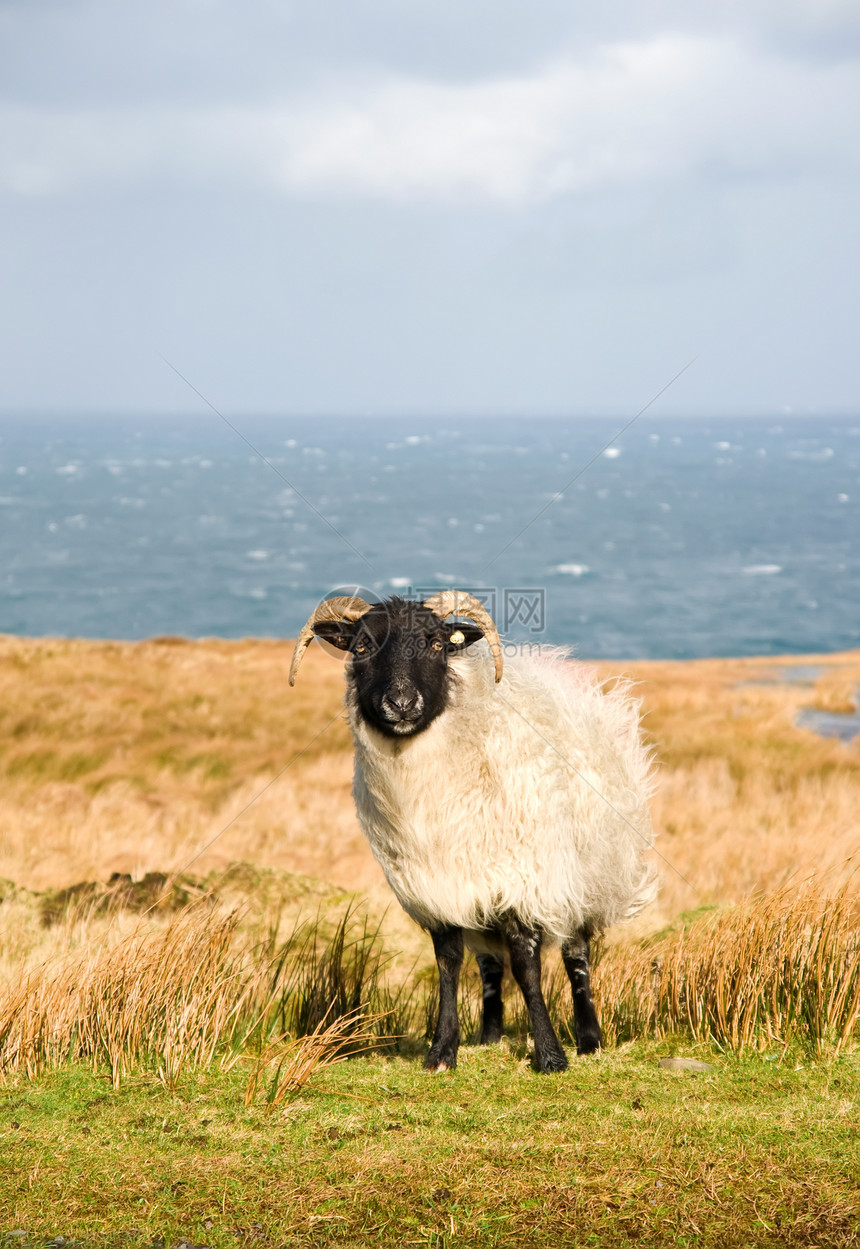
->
1, 0, 859, 417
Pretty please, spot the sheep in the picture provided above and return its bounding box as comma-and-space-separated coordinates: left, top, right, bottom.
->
289, 590, 656, 1073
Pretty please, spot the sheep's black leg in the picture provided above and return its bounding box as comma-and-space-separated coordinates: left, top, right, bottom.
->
425, 925, 464, 1072
561, 931, 602, 1055
504, 919, 568, 1073
476, 953, 505, 1044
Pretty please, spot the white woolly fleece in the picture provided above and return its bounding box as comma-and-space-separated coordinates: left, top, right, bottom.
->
346, 643, 658, 946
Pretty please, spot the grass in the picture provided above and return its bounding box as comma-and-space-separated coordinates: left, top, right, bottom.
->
2, 877, 857, 1087
2, 637, 859, 927
594, 874, 860, 1057
2, 1047, 859, 1247
0, 906, 421, 1089
1, 636, 860, 1245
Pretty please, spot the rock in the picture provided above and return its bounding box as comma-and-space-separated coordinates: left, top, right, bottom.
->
659, 1057, 715, 1073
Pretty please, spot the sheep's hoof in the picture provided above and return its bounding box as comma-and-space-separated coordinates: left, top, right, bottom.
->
536, 1049, 569, 1074
424, 1045, 457, 1072
479, 1024, 503, 1045
576, 1032, 602, 1056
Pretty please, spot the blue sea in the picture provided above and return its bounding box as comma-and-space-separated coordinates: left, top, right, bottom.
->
1, 413, 858, 659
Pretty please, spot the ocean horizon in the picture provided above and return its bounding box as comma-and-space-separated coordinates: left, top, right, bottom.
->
1, 412, 858, 660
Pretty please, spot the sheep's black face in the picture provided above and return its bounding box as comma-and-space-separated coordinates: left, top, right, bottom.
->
313, 598, 484, 738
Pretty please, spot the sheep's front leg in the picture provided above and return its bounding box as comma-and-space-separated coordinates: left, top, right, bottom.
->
425, 925, 464, 1072
476, 952, 505, 1044
561, 931, 602, 1055
504, 919, 568, 1073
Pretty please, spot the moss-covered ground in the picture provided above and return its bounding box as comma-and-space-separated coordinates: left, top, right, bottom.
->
2, 1043, 858, 1249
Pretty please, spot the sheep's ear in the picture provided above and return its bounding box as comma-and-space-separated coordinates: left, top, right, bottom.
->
446, 623, 485, 652
312, 621, 356, 652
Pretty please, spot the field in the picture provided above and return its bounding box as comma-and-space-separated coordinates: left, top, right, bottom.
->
1, 635, 859, 1247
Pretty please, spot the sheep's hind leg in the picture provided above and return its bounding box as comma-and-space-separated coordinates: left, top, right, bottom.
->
476, 952, 504, 1044
504, 918, 568, 1073
425, 925, 464, 1072
561, 931, 602, 1055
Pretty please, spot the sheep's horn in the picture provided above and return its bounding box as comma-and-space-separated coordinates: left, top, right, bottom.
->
422, 590, 504, 683
289, 596, 371, 686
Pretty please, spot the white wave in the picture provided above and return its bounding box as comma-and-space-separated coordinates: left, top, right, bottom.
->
246, 549, 269, 560
602, 447, 621, 459
788, 448, 834, 461
742, 564, 782, 575
555, 563, 590, 576
389, 576, 411, 588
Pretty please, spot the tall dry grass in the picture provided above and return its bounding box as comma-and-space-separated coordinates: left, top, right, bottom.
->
1, 634, 858, 1076
2, 636, 858, 929
1, 878, 857, 1088
0, 903, 418, 1088
0, 906, 257, 1086
593, 873, 860, 1057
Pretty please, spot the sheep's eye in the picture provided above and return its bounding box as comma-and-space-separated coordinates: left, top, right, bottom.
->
354, 643, 367, 655
430, 639, 444, 652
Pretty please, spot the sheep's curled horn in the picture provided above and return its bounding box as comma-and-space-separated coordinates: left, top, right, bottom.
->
421, 590, 504, 683
288, 590, 504, 686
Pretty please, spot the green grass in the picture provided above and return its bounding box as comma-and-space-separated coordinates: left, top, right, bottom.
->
1, 1045, 858, 1248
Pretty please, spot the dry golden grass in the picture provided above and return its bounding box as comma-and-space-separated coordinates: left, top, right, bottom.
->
593, 872, 860, 1056
0, 902, 417, 1086
1, 634, 858, 992
0, 634, 367, 892
2, 873, 857, 1080
242, 1007, 391, 1109
0, 906, 260, 1085
611, 652, 860, 930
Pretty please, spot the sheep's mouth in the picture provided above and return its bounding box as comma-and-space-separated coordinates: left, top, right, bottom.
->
380, 712, 424, 736
372, 706, 429, 737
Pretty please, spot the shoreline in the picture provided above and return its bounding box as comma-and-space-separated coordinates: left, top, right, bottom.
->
3, 629, 860, 663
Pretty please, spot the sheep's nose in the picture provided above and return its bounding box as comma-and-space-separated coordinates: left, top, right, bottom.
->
382, 689, 423, 718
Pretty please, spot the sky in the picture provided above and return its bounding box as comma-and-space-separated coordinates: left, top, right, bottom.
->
1, 0, 859, 418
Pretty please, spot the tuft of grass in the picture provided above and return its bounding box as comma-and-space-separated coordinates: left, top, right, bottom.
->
593, 873, 860, 1057
0, 901, 417, 1088
0, 906, 263, 1087
243, 1007, 391, 1110
266, 904, 420, 1047
2, 875, 858, 1094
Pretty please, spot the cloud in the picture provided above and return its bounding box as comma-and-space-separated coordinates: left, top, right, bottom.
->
1, 33, 859, 205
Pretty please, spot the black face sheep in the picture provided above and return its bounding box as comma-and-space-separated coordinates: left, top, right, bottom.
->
289, 591, 656, 1073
